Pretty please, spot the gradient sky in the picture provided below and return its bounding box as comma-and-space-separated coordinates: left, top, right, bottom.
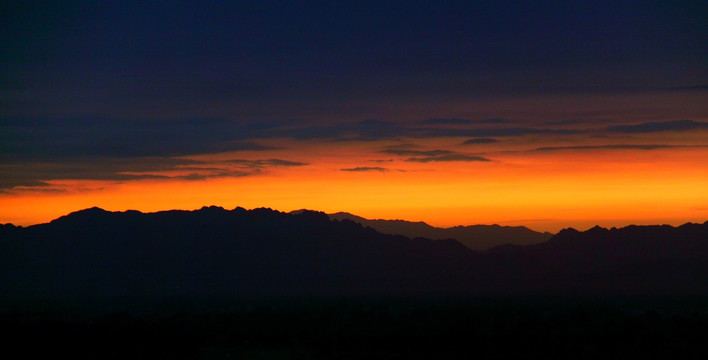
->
2, 0, 707, 232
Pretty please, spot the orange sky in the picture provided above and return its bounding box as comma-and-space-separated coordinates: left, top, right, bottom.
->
3, 124, 708, 233
3, 2, 708, 234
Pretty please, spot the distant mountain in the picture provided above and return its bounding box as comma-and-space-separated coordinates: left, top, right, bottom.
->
0, 207, 478, 303
2, 207, 708, 308
483, 223, 708, 295
328, 212, 553, 250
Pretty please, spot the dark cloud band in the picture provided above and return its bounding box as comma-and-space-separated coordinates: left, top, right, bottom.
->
340, 167, 389, 172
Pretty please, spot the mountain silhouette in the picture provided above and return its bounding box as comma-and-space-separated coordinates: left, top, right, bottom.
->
483, 222, 708, 295
0, 207, 479, 304
328, 211, 553, 250
2, 207, 708, 308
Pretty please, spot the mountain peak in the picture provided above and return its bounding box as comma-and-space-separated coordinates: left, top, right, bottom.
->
49, 207, 111, 226
587, 225, 608, 233
3, 207, 708, 300
558, 227, 579, 233
291, 209, 330, 223
328, 212, 553, 251
289, 209, 318, 215
198, 205, 226, 212
65, 206, 108, 218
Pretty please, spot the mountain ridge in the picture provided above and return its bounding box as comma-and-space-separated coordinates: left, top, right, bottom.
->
2, 206, 708, 305
327, 211, 553, 250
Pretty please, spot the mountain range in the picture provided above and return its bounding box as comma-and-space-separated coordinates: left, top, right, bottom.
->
2, 207, 708, 307
327, 212, 553, 250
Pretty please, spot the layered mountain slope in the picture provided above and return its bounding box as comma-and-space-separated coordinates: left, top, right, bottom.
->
2, 207, 708, 306
328, 212, 553, 250
0, 207, 478, 301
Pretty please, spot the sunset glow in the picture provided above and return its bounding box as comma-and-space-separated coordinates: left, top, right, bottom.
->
2, 2, 707, 233
3, 112, 707, 232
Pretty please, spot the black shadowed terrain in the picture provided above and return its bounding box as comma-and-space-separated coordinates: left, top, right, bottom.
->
2, 207, 708, 358
327, 211, 553, 250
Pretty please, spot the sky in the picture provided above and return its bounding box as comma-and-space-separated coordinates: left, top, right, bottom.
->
1, 0, 707, 232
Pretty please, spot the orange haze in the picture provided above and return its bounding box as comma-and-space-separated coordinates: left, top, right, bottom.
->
2, 139, 707, 233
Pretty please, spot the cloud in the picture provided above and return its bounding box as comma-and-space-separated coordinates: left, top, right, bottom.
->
259, 159, 308, 166
226, 159, 308, 168
0, 116, 276, 162
605, 120, 708, 134
0, 156, 309, 191
380, 149, 454, 157
462, 138, 500, 145
664, 85, 708, 92
531, 144, 708, 152
172, 171, 251, 181
340, 167, 389, 172
0, 157, 202, 190
5, 114, 706, 190
421, 118, 515, 125
380, 146, 490, 163
405, 154, 490, 163
0, 116, 592, 164
259, 119, 405, 141
264, 119, 581, 141
0, 179, 53, 194
0, 115, 310, 190
274, 119, 708, 142
418, 127, 579, 138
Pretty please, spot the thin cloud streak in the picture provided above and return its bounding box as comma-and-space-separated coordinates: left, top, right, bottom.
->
225, 159, 309, 167
531, 144, 708, 152
340, 167, 389, 172
380, 147, 491, 163
421, 118, 516, 125
0, 157, 309, 191
3, 116, 707, 191
0, 116, 277, 162
380, 149, 455, 157
406, 154, 491, 163
4, 117, 707, 166
462, 138, 500, 145
606, 120, 708, 134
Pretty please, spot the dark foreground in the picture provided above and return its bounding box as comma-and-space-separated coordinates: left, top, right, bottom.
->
4, 296, 708, 359
4, 208, 708, 357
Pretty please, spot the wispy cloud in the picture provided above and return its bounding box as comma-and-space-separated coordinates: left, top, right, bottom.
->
0, 156, 308, 191
421, 118, 515, 125
0, 116, 276, 162
605, 120, 708, 133
8, 117, 704, 165
531, 144, 708, 152
225, 159, 308, 167
0, 157, 202, 190
340, 167, 389, 172
663, 85, 708, 92
269, 119, 708, 141
462, 138, 500, 145
4, 115, 707, 191
171, 171, 252, 181
264, 119, 581, 141
406, 154, 490, 163
380, 149, 455, 157
380, 146, 490, 163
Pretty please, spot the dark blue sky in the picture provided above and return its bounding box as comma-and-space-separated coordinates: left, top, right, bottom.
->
2, 0, 706, 119
2, 1, 708, 230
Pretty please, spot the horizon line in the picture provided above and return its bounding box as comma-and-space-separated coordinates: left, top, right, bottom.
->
4, 205, 707, 235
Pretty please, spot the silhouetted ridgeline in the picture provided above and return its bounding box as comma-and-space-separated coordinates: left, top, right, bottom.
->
2, 206, 708, 305
0, 206, 477, 303
328, 211, 553, 250
3, 208, 708, 358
